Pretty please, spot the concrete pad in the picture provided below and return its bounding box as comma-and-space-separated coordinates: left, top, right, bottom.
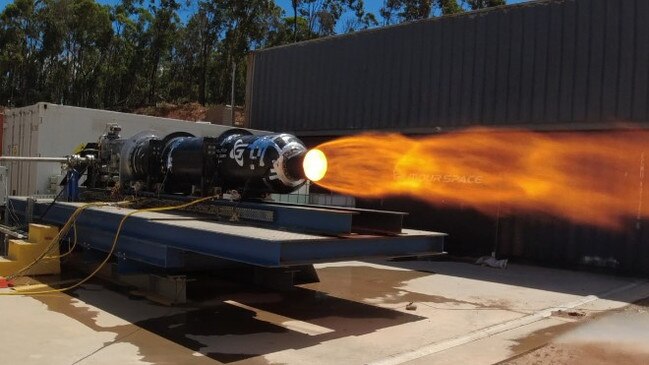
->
0, 260, 646, 365
401, 317, 570, 365
0, 295, 115, 365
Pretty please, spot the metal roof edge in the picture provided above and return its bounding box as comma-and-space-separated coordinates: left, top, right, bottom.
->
252, 0, 561, 54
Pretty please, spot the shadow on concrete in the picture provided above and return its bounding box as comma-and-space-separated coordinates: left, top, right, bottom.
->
31, 270, 426, 364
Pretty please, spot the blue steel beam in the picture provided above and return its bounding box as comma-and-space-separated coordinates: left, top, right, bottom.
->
9, 198, 445, 268
232, 201, 356, 235
135, 196, 358, 235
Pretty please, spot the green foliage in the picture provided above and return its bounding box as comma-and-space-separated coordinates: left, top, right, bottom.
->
380, 0, 505, 23
288, 0, 376, 38
0, 0, 505, 110
267, 16, 318, 46
465, 0, 506, 10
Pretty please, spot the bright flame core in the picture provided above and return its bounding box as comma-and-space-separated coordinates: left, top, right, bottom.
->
303, 149, 328, 182
313, 129, 649, 228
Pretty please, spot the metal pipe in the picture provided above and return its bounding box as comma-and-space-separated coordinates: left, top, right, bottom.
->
0, 156, 92, 165
0, 224, 26, 239
0, 156, 68, 163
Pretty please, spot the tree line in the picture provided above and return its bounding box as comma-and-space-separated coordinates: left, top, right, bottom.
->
0, 0, 505, 111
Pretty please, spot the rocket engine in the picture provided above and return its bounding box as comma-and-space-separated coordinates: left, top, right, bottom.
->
81, 124, 327, 198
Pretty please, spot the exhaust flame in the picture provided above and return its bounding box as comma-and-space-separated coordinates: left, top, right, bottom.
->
314, 129, 649, 228
303, 149, 328, 182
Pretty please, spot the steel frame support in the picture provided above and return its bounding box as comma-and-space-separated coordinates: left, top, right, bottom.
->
8, 198, 445, 270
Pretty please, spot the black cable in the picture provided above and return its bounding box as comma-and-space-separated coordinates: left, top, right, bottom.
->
37, 186, 66, 222
157, 170, 169, 198
4, 176, 22, 226
5, 199, 21, 226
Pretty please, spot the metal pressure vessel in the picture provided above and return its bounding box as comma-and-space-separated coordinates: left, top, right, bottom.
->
216, 130, 308, 194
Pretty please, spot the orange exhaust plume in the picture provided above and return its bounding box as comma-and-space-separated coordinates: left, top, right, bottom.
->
313, 129, 648, 228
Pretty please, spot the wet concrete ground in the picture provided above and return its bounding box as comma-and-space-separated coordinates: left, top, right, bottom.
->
1, 259, 649, 365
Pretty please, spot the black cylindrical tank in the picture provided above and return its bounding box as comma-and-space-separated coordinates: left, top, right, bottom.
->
160, 133, 219, 194
162, 137, 203, 181
216, 130, 307, 194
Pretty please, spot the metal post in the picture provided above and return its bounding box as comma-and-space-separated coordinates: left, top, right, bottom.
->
292, 0, 298, 42
230, 61, 236, 126
25, 197, 35, 224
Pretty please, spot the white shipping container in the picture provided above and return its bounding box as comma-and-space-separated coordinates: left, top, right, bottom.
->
2, 102, 255, 196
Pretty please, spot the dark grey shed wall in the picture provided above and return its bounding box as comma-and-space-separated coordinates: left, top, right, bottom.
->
247, 0, 649, 134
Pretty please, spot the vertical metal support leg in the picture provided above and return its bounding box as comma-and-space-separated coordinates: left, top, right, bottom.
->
25, 197, 35, 224
253, 265, 320, 290
1, 166, 9, 255
66, 170, 80, 202
0, 166, 8, 208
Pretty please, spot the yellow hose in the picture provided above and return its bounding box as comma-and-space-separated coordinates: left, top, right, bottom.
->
0, 195, 216, 295
7, 201, 129, 280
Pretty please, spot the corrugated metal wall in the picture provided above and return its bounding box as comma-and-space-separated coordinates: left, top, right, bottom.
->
249, 0, 649, 276
497, 213, 649, 276
247, 0, 649, 134
358, 195, 649, 276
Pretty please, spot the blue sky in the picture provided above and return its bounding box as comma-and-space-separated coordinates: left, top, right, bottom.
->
1, 0, 531, 21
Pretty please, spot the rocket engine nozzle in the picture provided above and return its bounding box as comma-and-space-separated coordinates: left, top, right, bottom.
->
302, 149, 327, 182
